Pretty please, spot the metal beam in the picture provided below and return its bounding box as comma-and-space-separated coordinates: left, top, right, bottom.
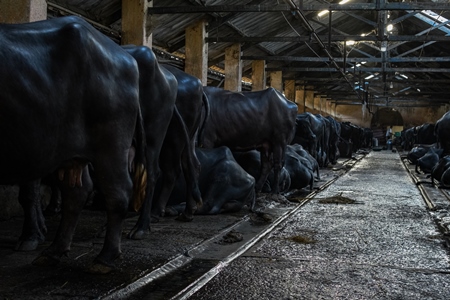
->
286, 77, 450, 84
341, 11, 378, 27
266, 67, 450, 73
149, 3, 450, 14
206, 35, 450, 43
242, 56, 450, 63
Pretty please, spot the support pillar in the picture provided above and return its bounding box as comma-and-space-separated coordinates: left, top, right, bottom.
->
0, 0, 46, 23
224, 43, 242, 91
185, 20, 208, 85
305, 87, 315, 112
251, 60, 266, 91
270, 71, 283, 93
122, 0, 152, 47
284, 80, 296, 102
295, 88, 306, 113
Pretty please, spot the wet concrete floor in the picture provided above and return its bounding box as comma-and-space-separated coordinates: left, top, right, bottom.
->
0, 155, 350, 299
188, 150, 450, 300
3, 150, 450, 299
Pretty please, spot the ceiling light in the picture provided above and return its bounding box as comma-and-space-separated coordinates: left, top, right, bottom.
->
318, 10, 329, 17
380, 41, 387, 52
339, 0, 350, 4
346, 40, 356, 46
387, 24, 393, 31
400, 74, 408, 79
365, 74, 375, 80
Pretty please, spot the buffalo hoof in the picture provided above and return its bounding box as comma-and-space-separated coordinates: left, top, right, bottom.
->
127, 227, 149, 240
164, 207, 179, 217
32, 254, 60, 267
44, 205, 61, 217
150, 215, 160, 223
85, 262, 115, 275
175, 213, 194, 222
15, 239, 40, 252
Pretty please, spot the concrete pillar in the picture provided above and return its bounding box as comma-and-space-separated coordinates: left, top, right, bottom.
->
185, 20, 208, 85
270, 71, 283, 93
251, 60, 266, 91
122, 0, 152, 47
224, 43, 242, 92
305, 88, 315, 111
295, 89, 305, 113
284, 80, 296, 102
0, 0, 46, 23
314, 96, 322, 114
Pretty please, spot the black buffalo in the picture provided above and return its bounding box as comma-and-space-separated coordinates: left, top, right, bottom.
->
284, 145, 315, 191
326, 116, 341, 165
201, 87, 298, 194
435, 111, 450, 155
289, 144, 320, 181
233, 150, 291, 193
416, 123, 436, 145
339, 122, 364, 156
148, 64, 207, 224
163, 146, 255, 216
292, 113, 325, 164
431, 156, 450, 186
121, 45, 179, 240
0, 16, 146, 273
415, 147, 443, 174
401, 127, 416, 151
407, 144, 437, 165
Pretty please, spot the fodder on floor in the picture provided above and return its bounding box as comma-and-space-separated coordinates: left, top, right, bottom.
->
317, 193, 356, 204
286, 235, 316, 244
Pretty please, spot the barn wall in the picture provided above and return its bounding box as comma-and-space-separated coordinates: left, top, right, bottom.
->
334, 104, 372, 127
296, 94, 450, 130
333, 104, 449, 128
396, 105, 449, 128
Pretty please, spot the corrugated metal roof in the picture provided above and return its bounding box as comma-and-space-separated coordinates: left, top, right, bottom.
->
46, 0, 450, 106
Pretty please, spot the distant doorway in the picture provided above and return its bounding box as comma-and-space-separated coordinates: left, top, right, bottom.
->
371, 108, 404, 145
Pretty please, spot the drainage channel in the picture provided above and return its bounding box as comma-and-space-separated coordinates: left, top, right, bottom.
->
401, 152, 450, 248
101, 155, 362, 300
401, 154, 436, 210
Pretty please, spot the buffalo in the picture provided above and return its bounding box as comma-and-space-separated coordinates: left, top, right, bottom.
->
201, 87, 298, 194
0, 16, 146, 273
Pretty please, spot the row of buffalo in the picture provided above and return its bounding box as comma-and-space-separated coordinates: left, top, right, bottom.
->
404, 111, 450, 186
0, 16, 371, 274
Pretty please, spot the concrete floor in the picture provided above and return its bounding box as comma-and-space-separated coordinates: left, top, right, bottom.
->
189, 150, 450, 300
2, 150, 450, 299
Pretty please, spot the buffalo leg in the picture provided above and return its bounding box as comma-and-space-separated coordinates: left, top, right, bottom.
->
127, 157, 159, 240
16, 179, 47, 251
270, 145, 284, 194
33, 166, 92, 267
90, 161, 133, 273
152, 155, 182, 220
256, 146, 272, 193
177, 141, 202, 221
44, 182, 61, 216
